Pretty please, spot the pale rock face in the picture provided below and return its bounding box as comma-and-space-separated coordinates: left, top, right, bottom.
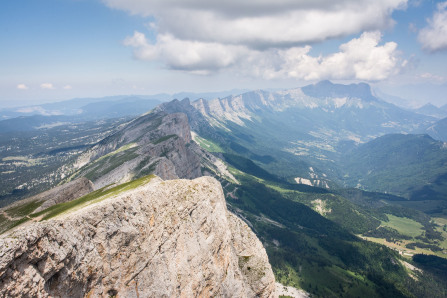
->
187, 83, 379, 128
70, 111, 203, 189
201, 96, 253, 126
276, 283, 309, 298
0, 176, 276, 297
294, 177, 330, 189
157, 113, 192, 143
228, 212, 276, 296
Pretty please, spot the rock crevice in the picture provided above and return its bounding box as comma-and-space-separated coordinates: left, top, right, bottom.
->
0, 176, 276, 297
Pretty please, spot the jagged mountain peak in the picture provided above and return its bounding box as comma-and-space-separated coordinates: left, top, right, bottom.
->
60, 107, 236, 191
180, 82, 431, 139
185, 81, 382, 125
67, 110, 203, 189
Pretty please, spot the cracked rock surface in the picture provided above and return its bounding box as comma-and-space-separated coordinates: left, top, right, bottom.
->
0, 176, 276, 297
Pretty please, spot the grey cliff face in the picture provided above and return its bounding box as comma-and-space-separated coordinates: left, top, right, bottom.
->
0, 176, 276, 297
71, 111, 203, 188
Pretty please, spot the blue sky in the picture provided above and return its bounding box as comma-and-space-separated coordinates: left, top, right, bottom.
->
1, 0, 447, 108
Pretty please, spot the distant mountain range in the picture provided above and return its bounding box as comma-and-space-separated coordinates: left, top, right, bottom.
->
0, 89, 249, 120
0, 89, 251, 132
161, 81, 434, 182
414, 103, 447, 119
0, 97, 162, 132
2, 80, 447, 297
153, 81, 447, 203
2, 80, 446, 200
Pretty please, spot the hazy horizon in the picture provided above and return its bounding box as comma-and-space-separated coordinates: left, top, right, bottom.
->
2, 0, 447, 108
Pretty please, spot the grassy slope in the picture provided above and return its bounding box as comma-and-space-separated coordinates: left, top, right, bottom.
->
362, 214, 447, 259
214, 150, 416, 297
5, 199, 43, 218
197, 134, 446, 297
225, 171, 414, 297
192, 133, 224, 153
381, 215, 424, 238
342, 134, 447, 200
198, 117, 447, 214
33, 174, 155, 220
194, 131, 447, 254
0, 175, 155, 234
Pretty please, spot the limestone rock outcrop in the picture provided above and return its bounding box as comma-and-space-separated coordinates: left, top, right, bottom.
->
70, 111, 203, 189
0, 176, 276, 297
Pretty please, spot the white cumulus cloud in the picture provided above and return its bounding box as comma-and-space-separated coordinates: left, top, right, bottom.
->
106, 0, 407, 81
125, 31, 404, 81
41, 83, 55, 90
63, 85, 72, 90
105, 0, 406, 48
276, 31, 402, 81
124, 32, 248, 74
17, 84, 29, 90
418, 2, 447, 52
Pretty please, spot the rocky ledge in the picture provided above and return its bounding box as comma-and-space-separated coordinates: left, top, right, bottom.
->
0, 176, 276, 297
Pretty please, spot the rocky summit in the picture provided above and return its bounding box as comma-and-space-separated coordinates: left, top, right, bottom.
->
68, 111, 204, 189
0, 176, 276, 297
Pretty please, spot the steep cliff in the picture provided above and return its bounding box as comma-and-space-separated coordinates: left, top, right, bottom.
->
0, 176, 276, 297
68, 111, 204, 189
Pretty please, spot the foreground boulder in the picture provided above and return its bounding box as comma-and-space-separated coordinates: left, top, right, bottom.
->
0, 176, 276, 297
